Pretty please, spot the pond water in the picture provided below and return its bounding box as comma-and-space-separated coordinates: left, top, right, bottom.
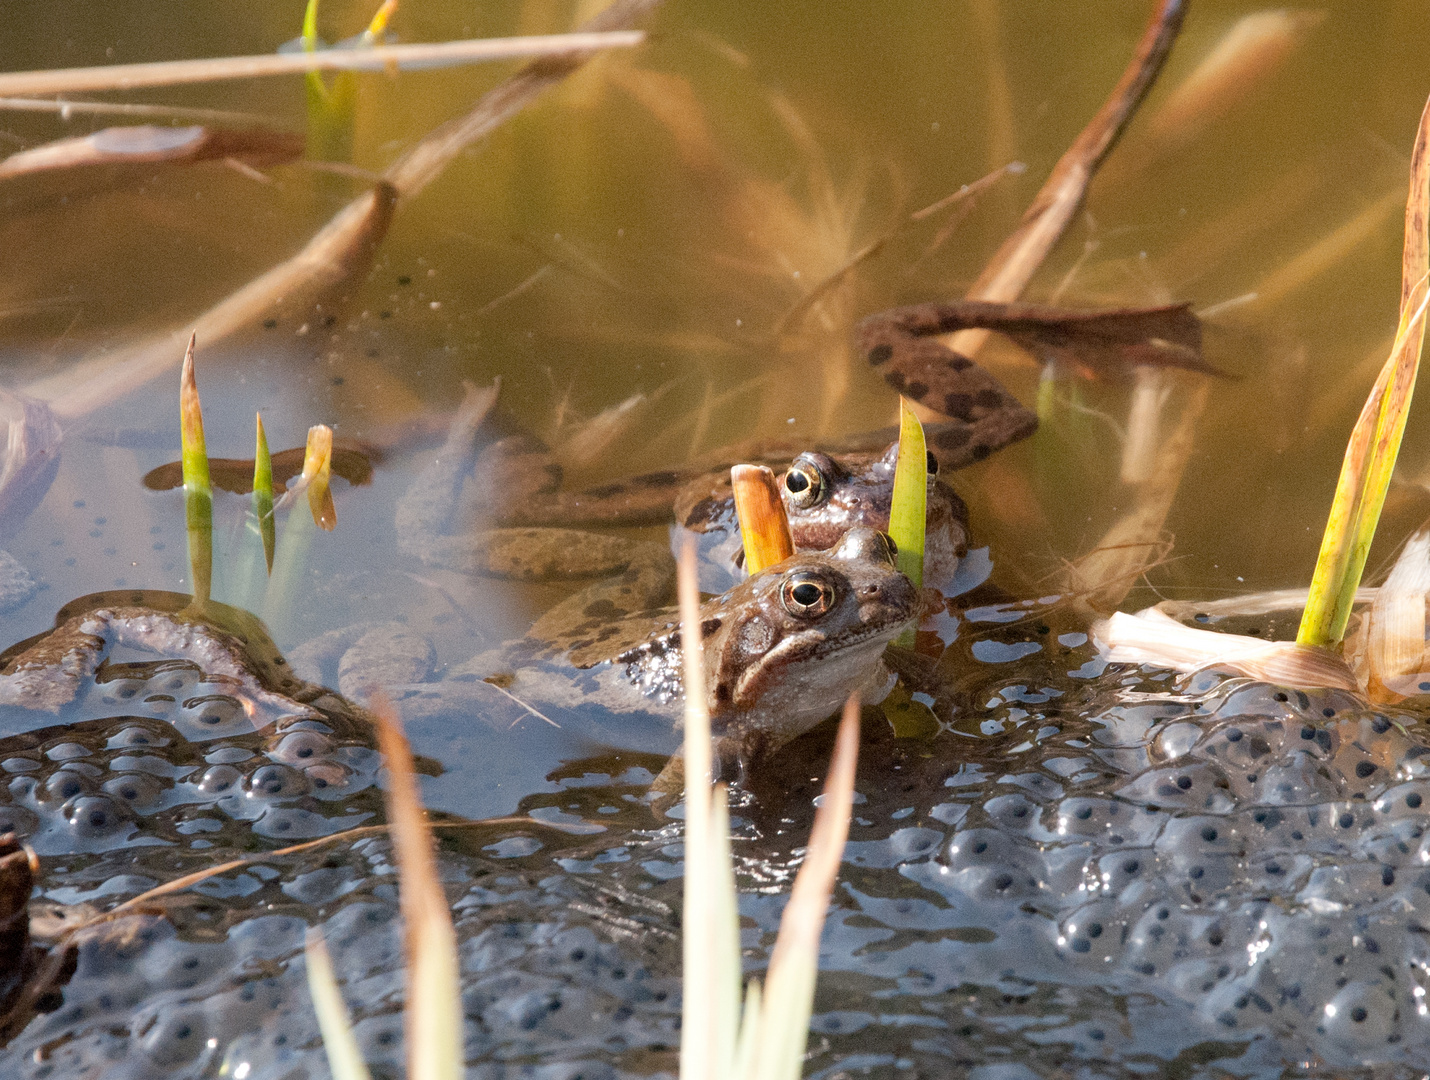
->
2, 1, 1430, 1077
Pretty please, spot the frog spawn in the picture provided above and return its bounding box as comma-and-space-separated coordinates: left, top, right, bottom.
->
0, 658, 381, 856
11, 646, 1430, 1075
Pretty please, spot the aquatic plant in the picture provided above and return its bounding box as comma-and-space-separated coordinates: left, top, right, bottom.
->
178, 334, 212, 605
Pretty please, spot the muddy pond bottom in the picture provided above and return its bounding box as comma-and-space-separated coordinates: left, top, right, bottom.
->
4, 624, 1430, 1079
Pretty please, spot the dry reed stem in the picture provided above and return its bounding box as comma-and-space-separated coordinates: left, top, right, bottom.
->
0, 33, 645, 97
943, 0, 1185, 367
1133, 10, 1326, 166
751, 695, 860, 1080
1061, 379, 1208, 613
25, 0, 664, 419
731, 465, 794, 574
677, 535, 729, 1080
370, 693, 462, 1080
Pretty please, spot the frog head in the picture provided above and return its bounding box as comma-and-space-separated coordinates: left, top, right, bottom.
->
780, 444, 968, 587
694, 527, 918, 754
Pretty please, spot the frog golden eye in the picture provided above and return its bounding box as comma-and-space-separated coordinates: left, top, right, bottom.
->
783, 458, 826, 509
780, 573, 836, 618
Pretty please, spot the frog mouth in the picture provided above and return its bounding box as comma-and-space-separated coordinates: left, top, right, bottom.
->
730, 600, 916, 707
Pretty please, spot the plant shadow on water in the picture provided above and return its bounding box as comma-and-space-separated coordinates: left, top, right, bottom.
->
2, 0, 1430, 1077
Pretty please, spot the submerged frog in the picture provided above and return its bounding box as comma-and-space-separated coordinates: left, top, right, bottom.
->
383, 528, 919, 780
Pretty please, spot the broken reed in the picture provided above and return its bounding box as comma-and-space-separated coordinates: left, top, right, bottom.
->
730, 464, 794, 574
1297, 95, 1430, 649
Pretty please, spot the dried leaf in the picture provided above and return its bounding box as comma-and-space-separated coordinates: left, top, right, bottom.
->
1098, 608, 1360, 692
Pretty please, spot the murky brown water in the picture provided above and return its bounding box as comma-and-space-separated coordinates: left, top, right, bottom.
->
3, 1, 1430, 1077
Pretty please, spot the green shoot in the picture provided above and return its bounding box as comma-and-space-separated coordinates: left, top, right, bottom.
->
1298, 97, 1430, 647
304, 928, 373, 1080
179, 333, 212, 605
888, 398, 927, 648
253, 412, 275, 573
303, 0, 398, 162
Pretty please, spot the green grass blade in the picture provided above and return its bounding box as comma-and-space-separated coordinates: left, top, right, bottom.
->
1298, 96, 1430, 647
253, 412, 275, 574
888, 398, 926, 648
304, 928, 374, 1080
179, 334, 212, 605
889, 397, 927, 588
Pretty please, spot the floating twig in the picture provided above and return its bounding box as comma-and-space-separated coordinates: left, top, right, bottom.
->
0, 32, 646, 97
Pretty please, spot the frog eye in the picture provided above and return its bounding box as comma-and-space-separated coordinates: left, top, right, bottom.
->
783, 456, 826, 509
780, 572, 836, 618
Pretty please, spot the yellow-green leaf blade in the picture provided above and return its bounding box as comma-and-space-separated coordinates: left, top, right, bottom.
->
253, 412, 275, 574
1298, 95, 1430, 647
179, 333, 212, 604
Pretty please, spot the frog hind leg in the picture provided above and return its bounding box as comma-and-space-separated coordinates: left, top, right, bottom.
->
522, 535, 677, 661
858, 304, 1038, 470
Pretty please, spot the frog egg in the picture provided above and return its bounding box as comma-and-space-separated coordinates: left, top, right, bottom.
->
134, 1004, 211, 1068
246, 764, 310, 800
303, 761, 352, 794
40, 768, 93, 804
268, 730, 332, 765
106, 723, 171, 749
176, 693, 250, 736
102, 772, 167, 811
63, 793, 132, 839
1317, 981, 1400, 1050
197, 764, 243, 796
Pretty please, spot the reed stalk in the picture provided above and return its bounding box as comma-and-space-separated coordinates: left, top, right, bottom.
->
1297, 96, 1430, 648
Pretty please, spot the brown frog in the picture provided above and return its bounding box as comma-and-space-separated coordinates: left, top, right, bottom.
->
387, 528, 920, 778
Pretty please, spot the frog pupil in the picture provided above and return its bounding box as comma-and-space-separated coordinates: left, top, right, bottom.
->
791, 582, 823, 607
786, 471, 810, 494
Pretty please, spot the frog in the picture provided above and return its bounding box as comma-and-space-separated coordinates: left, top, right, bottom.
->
383, 527, 920, 783
390, 299, 1037, 633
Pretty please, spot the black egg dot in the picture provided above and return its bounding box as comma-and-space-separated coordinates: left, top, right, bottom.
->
1339, 813, 1355, 829
1383, 866, 1396, 886
1373, 716, 1392, 734
1301, 726, 1316, 740
1176, 776, 1193, 790
1408, 793, 1423, 809
1226, 728, 1243, 742
1351, 1007, 1368, 1023
1356, 761, 1378, 779
1275, 692, 1289, 702
1201, 826, 1218, 842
